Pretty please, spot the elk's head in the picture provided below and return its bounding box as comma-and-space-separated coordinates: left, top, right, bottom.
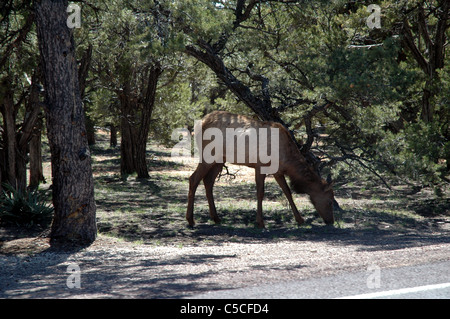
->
309, 180, 335, 225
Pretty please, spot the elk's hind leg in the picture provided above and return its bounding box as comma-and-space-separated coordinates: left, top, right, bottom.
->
203, 163, 224, 224
187, 163, 211, 226
255, 167, 266, 229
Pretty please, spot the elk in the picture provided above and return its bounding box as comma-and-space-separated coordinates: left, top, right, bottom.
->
186, 111, 335, 228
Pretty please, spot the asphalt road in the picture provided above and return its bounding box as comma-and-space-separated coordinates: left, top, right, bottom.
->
190, 260, 450, 299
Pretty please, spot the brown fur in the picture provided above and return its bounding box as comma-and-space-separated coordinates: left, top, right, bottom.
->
186, 111, 335, 228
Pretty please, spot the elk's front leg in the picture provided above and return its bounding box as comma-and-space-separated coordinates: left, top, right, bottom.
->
203, 163, 223, 224
255, 168, 266, 228
274, 174, 305, 225
187, 163, 210, 226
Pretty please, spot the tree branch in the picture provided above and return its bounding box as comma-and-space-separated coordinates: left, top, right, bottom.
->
401, 17, 430, 75
264, 51, 314, 90
0, 12, 34, 70
302, 101, 333, 153
418, 5, 433, 56
185, 41, 280, 123
432, 0, 449, 70
213, 0, 259, 53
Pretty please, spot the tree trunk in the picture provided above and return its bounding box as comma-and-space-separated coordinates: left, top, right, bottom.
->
117, 63, 162, 179
15, 146, 27, 192
118, 85, 136, 176
78, 45, 96, 145
35, 0, 96, 244
0, 75, 42, 192
0, 89, 17, 190
135, 63, 162, 179
134, 137, 149, 178
109, 124, 117, 147
421, 86, 433, 123
17, 67, 43, 191
120, 113, 136, 176
85, 112, 96, 145
119, 97, 148, 178
28, 68, 45, 189
29, 114, 45, 189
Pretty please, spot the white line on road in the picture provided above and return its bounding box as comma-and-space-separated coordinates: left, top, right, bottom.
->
336, 282, 450, 299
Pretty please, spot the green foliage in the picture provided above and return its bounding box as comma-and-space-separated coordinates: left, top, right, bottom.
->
171, 0, 233, 42
3, 0, 448, 191
401, 122, 450, 184
151, 75, 205, 145
0, 184, 54, 228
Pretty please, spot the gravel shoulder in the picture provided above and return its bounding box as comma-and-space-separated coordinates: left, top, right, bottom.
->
1, 225, 449, 298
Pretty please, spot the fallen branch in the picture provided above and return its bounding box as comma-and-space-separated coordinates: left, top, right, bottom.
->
217, 164, 238, 181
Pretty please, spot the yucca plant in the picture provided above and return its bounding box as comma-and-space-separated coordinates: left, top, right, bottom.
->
0, 184, 54, 228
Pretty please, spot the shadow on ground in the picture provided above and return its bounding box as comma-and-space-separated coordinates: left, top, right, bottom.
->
91, 173, 450, 252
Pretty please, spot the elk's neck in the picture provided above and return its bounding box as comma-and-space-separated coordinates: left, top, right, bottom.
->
281, 159, 322, 195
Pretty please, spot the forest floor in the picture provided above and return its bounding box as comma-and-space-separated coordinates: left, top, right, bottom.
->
0, 130, 449, 298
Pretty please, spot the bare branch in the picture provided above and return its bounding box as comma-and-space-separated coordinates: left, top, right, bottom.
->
301, 101, 333, 153
0, 12, 34, 70
418, 5, 433, 53
185, 41, 280, 123
347, 43, 384, 49
217, 163, 238, 181
401, 17, 430, 75
433, 0, 449, 70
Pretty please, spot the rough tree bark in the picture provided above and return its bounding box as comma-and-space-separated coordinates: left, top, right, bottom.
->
29, 112, 45, 189
0, 71, 43, 192
78, 44, 96, 145
118, 82, 137, 176
135, 63, 162, 178
0, 86, 17, 190
28, 67, 46, 189
118, 63, 162, 179
17, 67, 43, 191
109, 124, 117, 148
34, 0, 96, 244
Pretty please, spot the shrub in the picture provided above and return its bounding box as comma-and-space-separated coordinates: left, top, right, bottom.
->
0, 184, 54, 228
401, 122, 449, 185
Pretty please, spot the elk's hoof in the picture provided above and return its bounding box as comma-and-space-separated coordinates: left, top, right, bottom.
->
187, 219, 195, 227
256, 222, 265, 229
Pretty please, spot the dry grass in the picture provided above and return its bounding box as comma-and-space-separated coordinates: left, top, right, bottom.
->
88, 130, 450, 247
